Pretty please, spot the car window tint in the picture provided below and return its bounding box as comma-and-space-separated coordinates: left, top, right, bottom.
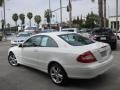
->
40, 36, 58, 47
24, 36, 42, 47
33, 36, 42, 46
59, 33, 94, 46
41, 37, 48, 47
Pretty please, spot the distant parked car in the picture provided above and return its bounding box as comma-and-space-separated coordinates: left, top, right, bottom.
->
11, 32, 31, 46
40, 29, 58, 33
61, 28, 90, 38
61, 28, 79, 33
24, 27, 38, 34
8, 32, 113, 85
90, 28, 117, 50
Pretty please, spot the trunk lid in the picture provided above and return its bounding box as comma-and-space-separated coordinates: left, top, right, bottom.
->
71, 42, 111, 63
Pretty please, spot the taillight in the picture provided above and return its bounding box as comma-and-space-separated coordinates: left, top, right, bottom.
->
77, 51, 96, 63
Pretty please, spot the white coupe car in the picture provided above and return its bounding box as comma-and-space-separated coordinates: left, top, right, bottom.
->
8, 32, 113, 85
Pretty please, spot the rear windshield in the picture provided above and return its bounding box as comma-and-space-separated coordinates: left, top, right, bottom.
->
92, 29, 113, 35
58, 33, 94, 46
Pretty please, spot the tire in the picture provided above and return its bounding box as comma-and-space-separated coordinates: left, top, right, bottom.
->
0, 36, 2, 41
8, 52, 19, 66
49, 63, 68, 86
111, 42, 117, 50
117, 36, 120, 40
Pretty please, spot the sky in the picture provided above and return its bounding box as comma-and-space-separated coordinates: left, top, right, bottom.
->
0, 0, 120, 28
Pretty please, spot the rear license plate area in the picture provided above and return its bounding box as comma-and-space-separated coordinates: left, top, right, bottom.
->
100, 37, 106, 40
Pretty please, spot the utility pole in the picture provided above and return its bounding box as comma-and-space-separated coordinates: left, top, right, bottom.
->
69, 0, 72, 28
60, 0, 62, 31
49, 0, 51, 29
104, 0, 106, 28
3, 0, 6, 40
116, 0, 118, 36
98, 0, 104, 28
49, 0, 51, 10
67, 0, 72, 28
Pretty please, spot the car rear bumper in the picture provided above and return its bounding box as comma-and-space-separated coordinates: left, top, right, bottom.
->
64, 55, 113, 79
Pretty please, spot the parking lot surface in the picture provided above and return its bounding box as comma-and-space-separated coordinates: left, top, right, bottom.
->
0, 40, 120, 90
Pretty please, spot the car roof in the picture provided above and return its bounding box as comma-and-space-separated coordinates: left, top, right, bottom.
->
34, 32, 75, 36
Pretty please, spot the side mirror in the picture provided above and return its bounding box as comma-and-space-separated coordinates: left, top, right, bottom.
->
19, 44, 23, 48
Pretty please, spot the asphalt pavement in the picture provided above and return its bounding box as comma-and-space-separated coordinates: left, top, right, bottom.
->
0, 40, 120, 90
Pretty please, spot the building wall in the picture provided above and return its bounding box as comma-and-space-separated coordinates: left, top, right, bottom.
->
109, 16, 120, 31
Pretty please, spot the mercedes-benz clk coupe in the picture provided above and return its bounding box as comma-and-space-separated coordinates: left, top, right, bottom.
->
8, 32, 113, 85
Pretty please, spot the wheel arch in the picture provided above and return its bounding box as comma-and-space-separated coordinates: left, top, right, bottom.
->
47, 61, 68, 77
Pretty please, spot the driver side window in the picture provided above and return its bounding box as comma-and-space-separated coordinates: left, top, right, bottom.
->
24, 36, 42, 47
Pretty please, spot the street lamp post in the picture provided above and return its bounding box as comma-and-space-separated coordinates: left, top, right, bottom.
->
116, 0, 118, 37
49, 0, 51, 29
3, 0, 6, 39
104, 0, 106, 28
67, 0, 72, 28
49, 0, 51, 10
60, 0, 62, 31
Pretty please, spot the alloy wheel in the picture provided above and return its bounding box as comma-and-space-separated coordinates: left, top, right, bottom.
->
49, 64, 67, 85
8, 53, 18, 66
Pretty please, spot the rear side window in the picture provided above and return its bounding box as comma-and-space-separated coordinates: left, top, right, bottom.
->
59, 33, 94, 46
40, 36, 58, 47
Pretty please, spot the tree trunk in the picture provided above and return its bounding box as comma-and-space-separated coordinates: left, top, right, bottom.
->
37, 24, 39, 31
15, 21, 17, 27
30, 19, 31, 27
98, 0, 104, 28
15, 21, 17, 33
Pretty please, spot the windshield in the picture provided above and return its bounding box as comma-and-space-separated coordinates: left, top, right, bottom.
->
59, 33, 94, 46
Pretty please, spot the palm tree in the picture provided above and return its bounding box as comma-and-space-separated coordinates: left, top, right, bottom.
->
12, 13, 18, 27
19, 14, 25, 30
0, 0, 4, 6
44, 9, 52, 28
91, 0, 104, 28
27, 12, 33, 27
34, 15, 41, 30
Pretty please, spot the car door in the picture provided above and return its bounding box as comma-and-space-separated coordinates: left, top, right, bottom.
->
21, 35, 42, 67
34, 35, 59, 70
